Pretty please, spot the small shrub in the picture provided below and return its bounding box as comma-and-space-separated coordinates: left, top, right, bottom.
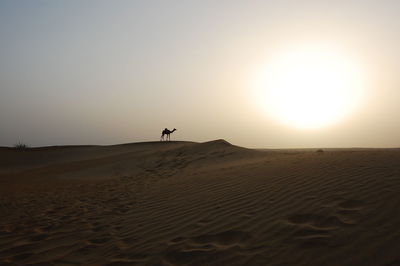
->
13, 142, 28, 149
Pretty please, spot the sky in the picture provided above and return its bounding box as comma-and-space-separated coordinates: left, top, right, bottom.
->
1, 0, 399, 148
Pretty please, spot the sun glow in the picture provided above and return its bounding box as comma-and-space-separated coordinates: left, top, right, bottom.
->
254, 45, 366, 129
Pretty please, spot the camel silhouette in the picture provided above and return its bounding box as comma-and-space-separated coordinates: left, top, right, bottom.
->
160, 128, 177, 141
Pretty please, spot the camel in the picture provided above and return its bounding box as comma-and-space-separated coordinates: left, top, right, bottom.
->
160, 128, 177, 141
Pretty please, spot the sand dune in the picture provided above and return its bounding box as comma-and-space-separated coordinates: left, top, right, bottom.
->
1, 140, 399, 265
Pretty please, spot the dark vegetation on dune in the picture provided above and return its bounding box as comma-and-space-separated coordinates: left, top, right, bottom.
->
13, 142, 29, 149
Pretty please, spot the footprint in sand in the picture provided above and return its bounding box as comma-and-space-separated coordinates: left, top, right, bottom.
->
87, 236, 111, 245
285, 214, 337, 247
285, 198, 366, 247
337, 199, 365, 210
334, 198, 366, 225
12, 252, 34, 262
163, 230, 253, 265
91, 224, 109, 233
196, 219, 211, 227
30, 233, 49, 242
107, 252, 148, 265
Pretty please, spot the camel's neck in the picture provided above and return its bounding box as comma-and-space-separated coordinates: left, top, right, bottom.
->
171, 129, 176, 133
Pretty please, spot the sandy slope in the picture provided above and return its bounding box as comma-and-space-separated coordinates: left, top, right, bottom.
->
0, 140, 399, 265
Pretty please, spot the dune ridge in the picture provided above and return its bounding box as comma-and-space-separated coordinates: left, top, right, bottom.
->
1, 140, 399, 265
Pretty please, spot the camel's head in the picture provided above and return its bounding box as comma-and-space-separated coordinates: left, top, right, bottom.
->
173, 128, 177, 131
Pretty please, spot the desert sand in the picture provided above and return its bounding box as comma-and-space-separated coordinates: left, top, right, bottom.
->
0, 140, 399, 265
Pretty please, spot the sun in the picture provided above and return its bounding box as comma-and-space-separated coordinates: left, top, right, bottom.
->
254, 45, 366, 129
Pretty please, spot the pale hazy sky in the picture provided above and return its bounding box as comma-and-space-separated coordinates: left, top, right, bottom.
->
1, 0, 399, 148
